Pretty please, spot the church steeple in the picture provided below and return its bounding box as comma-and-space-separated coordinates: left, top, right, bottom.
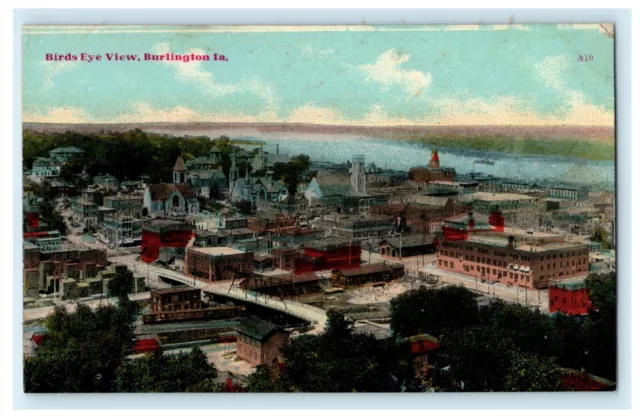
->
173, 156, 187, 183
229, 151, 239, 192
428, 148, 440, 170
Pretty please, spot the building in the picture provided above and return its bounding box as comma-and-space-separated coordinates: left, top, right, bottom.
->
331, 262, 405, 287
183, 247, 254, 282
143, 157, 201, 218
239, 272, 323, 297
228, 153, 289, 204
548, 277, 592, 316
311, 214, 392, 239
143, 286, 245, 324
49, 146, 83, 162
187, 168, 228, 200
425, 180, 479, 196
140, 219, 195, 263
434, 212, 590, 289
379, 234, 436, 259
235, 317, 289, 367
23, 240, 108, 298
460, 192, 538, 228
350, 155, 367, 196
549, 186, 589, 200
251, 147, 291, 171
102, 195, 142, 217
271, 237, 362, 274
101, 215, 143, 248
408, 149, 456, 183
93, 174, 119, 190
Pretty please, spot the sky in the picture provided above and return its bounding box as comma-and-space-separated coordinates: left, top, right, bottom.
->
22, 24, 615, 127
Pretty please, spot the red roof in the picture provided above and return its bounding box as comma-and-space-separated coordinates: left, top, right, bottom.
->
173, 156, 187, 172
148, 183, 196, 202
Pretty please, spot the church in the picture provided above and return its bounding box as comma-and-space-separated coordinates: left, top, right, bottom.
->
143, 157, 201, 218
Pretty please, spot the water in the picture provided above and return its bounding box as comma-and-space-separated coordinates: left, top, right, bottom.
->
242, 135, 615, 188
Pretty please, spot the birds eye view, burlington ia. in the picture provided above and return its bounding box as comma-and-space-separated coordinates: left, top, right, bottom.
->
21, 24, 616, 393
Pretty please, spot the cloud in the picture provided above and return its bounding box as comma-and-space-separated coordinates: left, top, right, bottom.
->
358, 50, 432, 96
24, 107, 91, 123
41, 60, 79, 89
534, 55, 569, 91
297, 44, 334, 56
151, 42, 277, 111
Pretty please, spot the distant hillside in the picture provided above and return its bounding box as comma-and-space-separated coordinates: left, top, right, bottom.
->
23, 122, 614, 141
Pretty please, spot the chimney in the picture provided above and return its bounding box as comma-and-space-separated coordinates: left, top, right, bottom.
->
276, 144, 279, 155
489, 209, 505, 232
467, 212, 475, 230
508, 235, 515, 249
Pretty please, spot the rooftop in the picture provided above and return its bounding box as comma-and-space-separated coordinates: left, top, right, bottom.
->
469, 192, 535, 202
190, 246, 244, 256
151, 286, 199, 296
335, 262, 400, 277
236, 316, 285, 342
380, 234, 436, 248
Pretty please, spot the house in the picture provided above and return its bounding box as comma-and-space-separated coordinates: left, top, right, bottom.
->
235, 316, 289, 366
49, 146, 83, 162
229, 152, 289, 204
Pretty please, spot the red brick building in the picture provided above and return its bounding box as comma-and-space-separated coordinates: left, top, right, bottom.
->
235, 317, 289, 366
184, 247, 254, 282
548, 278, 592, 315
435, 212, 590, 290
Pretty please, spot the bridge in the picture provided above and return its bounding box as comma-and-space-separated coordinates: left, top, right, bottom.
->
116, 255, 328, 332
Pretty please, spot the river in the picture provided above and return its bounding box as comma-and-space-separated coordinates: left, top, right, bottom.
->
240, 135, 615, 189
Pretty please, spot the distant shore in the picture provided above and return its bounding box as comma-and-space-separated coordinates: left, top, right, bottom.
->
22, 122, 615, 161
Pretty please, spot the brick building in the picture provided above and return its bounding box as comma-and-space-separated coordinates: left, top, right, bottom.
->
235, 317, 289, 366
435, 212, 589, 289
183, 247, 254, 282
548, 277, 592, 315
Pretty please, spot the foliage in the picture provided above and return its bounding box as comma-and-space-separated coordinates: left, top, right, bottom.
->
114, 347, 220, 392
23, 129, 214, 184
246, 365, 287, 393
503, 352, 562, 392
24, 303, 138, 393
254, 309, 409, 392
271, 154, 311, 198
590, 227, 612, 249
389, 285, 479, 338
108, 267, 135, 300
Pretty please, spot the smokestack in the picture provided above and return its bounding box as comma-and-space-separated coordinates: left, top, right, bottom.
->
276, 144, 279, 155
508, 235, 515, 249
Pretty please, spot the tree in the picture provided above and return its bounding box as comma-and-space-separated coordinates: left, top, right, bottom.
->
246, 365, 286, 393
433, 325, 519, 391
389, 285, 479, 338
504, 352, 562, 392
24, 303, 138, 392
114, 347, 220, 392
590, 227, 611, 249
108, 267, 135, 301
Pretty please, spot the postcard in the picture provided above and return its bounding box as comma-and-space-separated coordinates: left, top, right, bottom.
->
21, 24, 616, 393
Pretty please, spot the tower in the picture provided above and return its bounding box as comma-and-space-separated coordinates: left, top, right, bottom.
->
350, 155, 367, 196
173, 156, 187, 184
229, 152, 239, 193
428, 149, 440, 170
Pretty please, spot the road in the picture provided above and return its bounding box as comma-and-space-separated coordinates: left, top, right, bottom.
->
23, 292, 151, 322
420, 264, 549, 312
112, 255, 328, 332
